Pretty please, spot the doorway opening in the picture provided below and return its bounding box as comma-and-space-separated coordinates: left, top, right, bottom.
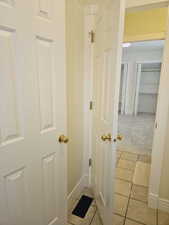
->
115, 40, 165, 223
118, 40, 164, 155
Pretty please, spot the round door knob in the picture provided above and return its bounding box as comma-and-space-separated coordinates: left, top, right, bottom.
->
117, 135, 123, 141
58, 135, 69, 143
101, 133, 112, 142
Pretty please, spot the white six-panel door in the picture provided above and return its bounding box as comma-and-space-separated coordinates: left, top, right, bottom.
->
92, 1, 125, 225
0, 1, 67, 225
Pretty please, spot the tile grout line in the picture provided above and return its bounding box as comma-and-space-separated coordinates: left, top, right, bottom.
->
89, 207, 98, 225
123, 179, 133, 225
122, 153, 138, 225
156, 208, 158, 225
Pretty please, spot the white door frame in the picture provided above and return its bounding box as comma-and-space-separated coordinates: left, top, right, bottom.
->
120, 63, 128, 115
83, 0, 169, 212
83, 5, 96, 186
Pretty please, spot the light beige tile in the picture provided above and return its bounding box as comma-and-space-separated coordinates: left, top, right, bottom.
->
68, 205, 96, 225
115, 179, 132, 197
125, 219, 143, 225
118, 159, 136, 171
114, 194, 129, 216
133, 162, 151, 187
121, 152, 138, 162
131, 185, 148, 203
91, 212, 102, 225
116, 168, 133, 182
127, 199, 157, 225
112, 214, 125, 225
158, 210, 169, 225
138, 155, 151, 164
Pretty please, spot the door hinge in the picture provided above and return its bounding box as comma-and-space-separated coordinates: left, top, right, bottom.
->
155, 121, 158, 129
89, 158, 92, 167
89, 30, 95, 43
89, 101, 93, 110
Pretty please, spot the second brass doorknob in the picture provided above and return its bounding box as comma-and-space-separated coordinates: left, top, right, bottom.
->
101, 134, 112, 142
58, 135, 69, 143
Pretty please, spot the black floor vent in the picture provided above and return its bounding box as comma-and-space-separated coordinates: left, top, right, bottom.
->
72, 195, 93, 218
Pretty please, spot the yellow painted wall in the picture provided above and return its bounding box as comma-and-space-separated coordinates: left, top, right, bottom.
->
66, 0, 84, 194
124, 8, 168, 42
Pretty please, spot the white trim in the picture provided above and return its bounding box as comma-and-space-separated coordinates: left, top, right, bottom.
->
67, 175, 89, 212
148, 193, 159, 209
149, 6, 169, 207
83, 5, 96, 187
126, 0, 168, 11
134, 63, 141, 116
120, 63, 128, 115
148, 193, 169, 213
159, 198, 169, 213
135, 60, 162, 64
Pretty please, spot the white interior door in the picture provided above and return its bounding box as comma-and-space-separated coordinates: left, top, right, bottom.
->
0, 1, 67, 225
92, 1, 125, 225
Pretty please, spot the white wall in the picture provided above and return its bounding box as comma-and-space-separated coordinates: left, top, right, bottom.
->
66, 0, 85, 195
122, 47, 163, 114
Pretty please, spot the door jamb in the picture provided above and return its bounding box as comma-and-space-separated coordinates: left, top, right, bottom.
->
83, 5, 96, 187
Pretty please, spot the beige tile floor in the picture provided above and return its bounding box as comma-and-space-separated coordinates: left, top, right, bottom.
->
68, 151, 169, 225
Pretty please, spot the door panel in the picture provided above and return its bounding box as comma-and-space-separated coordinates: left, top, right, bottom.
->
92, 1, 125, 225
0, 0, 67, 225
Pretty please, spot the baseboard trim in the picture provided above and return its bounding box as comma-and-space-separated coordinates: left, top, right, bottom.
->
148, 193, 159, 209
159, 198, 169, 213
67, 175, 89, 212
148, 193, 169, 213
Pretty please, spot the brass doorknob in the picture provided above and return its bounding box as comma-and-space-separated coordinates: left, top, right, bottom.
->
117, 135, 123, 141
58, 135, 69, 143
101, 133, 112, 142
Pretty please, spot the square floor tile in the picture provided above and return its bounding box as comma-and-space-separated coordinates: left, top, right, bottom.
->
115, 179, 132, 197
116, 168, 133, 182
91, 212, 103, 225
121, 152, 138, 162
113, 214, 125, 225
125, 219, 143, 225
127, 199, 157, 225
68, 205, 96, 225
118, 159, 136, 171
158, 210, 169, 225
133, 162, 150, 187
131, 185, 148, 203
138, 155, 151, 164
114, 194, 129, 216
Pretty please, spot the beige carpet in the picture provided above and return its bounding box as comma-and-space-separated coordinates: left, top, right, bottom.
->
133, 162, 151, 187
